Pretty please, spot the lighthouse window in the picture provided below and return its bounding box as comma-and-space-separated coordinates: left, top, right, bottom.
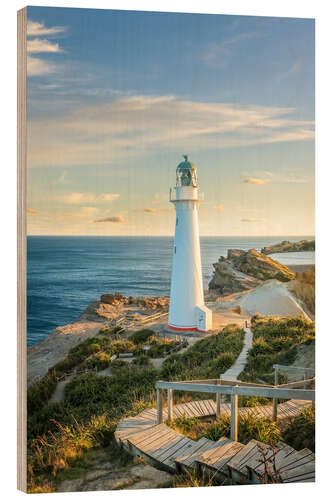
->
174, 246, 176, 254
176, 217, 179, 226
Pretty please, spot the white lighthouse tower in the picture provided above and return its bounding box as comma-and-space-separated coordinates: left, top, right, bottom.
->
168, 156, 212, 333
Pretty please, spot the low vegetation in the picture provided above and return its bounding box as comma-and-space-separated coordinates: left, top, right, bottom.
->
168, 413, 281, 446
27, 316, 315, 492
239, 315, 315, 384
27, 372, 58, 414
161, 324, 244, 381
27, 324, 244, 491
282, 407, 315, 452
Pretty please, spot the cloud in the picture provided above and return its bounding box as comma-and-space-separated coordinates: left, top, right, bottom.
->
203, 31, 264, 66
241, 218, 266, 222
27, 38, 63, 53
143, 208, 161, 214
243, 178, 268, 185
28, 95, 314, 168
57, 192, 120, 204
143, 207, 171, 215
151, 200, 160, 205
27, 20, 67, 36
27, 55, 56, 76
213, 204, 224, 211
94, 216, 126, 223
27, 208, 38, 214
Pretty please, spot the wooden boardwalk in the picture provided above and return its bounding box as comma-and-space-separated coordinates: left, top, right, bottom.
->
115, 398, 314, 484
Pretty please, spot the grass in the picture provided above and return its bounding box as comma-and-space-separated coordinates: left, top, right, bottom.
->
27, 325, 244, 491
282, 407, 315, 452
168, 413, 281, 446
27, 372, 58, 414
27, 317, 315, 491
238, 315, 315, 384
161, 324, 244, 381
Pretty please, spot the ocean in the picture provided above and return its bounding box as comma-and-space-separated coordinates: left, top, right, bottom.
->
27, 236, 314, 346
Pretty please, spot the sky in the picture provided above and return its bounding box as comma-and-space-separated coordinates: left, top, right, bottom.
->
26, 7, 315, 236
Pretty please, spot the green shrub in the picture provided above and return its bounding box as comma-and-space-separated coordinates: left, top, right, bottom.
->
282, 407, 315, 452
109, 340, 136, 355
52, 337, 104, 376
161, 325, 244, 381
204, 414, 281, 445
240, 316, 315, 383
128, 329, 156, 344
132, 355, 153, 367
27, 372, 58, 414
169, 413, 280, 446
83, 352, 110, 371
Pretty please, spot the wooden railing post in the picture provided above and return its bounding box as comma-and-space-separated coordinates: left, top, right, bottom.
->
216, 377, 222, 417
272, 366, 278, 421
156, 388, 163, 424
167, 389, 174, 422
230, 385, 239, 442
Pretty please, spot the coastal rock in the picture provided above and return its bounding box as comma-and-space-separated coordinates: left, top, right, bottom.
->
209, 248, 295, 295
261, 239, 315, 255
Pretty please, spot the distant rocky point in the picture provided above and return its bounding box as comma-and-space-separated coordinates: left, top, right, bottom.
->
261, 239, 315, 255
209, 248, 295, 296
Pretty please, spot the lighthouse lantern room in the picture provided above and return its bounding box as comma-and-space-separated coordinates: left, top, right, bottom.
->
168, 156, 212, 333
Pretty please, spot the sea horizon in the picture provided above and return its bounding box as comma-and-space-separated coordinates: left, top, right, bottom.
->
27, 235, 315, 347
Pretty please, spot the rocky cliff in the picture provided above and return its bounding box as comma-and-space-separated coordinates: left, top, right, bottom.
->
261, 239, 315, 255
209, 248, 295, 295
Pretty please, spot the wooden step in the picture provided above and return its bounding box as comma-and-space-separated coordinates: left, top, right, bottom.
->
195, 439, 245, 479
114, 423, 155, 443
245, 442, 297, 483
227, 439, 263, 482
175, 437, 221, 471
280, 458, 315, 483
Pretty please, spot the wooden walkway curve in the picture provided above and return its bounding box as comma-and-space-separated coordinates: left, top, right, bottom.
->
115, 398, 314, 484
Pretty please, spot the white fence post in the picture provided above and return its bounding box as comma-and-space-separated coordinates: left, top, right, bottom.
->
273, 366, 278, 421
216, 377, 222, 417
157, 388, 163, 424
167, 389, 174, 421
231, 385, 239, 442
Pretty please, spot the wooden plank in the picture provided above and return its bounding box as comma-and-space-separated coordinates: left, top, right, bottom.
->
141, 430, 183, 457
127, 424, 168, 446
157, 437, 193, 464
207, 399, 217, 414
212, 443, 245, 472
227, 439, 261, 475
190, 399, 205, 416
115, 425, 156, 443
280, 461, 315, 482
182, 440, 224, 468
279, 449, 314, 472
175, 438, 210, 466
154, 436, 190, 461
172, 405, 185, 419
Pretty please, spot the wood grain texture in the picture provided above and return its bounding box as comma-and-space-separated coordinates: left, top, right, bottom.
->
17, 6, 27, 493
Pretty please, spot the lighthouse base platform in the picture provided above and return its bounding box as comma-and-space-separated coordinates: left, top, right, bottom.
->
164, 325, 211, 337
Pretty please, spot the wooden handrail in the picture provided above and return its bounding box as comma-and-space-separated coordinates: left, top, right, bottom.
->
156, 378, 315, 440
273, 364, 315, 373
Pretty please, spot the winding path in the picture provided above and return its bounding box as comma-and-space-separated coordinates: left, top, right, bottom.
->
221, 327, 253, 381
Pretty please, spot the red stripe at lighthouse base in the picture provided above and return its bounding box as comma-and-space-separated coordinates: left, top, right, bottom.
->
167, 324, 209, 333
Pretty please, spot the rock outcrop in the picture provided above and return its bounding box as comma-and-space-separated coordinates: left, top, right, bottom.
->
261, 239, 315, 255
209, 248, 295, 295
100, 293, 169, 311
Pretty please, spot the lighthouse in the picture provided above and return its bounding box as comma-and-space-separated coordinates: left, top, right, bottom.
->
168, 156, 212, 332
